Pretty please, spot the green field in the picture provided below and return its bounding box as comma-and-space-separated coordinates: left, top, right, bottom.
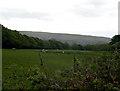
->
3, 49, 110, 89
3, 49, 107, 76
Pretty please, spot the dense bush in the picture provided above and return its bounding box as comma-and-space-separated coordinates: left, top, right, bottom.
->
110, 35, 120, 45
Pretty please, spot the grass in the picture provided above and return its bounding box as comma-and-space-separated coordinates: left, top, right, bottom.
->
2, 49, 107, 77
2, 49, 120, 90
1, 26, 119, 89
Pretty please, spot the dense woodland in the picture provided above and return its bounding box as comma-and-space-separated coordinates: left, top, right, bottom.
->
2, 25, 120, 50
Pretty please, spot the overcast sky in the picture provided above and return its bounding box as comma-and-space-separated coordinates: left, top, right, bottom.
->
0, 0, 119, 38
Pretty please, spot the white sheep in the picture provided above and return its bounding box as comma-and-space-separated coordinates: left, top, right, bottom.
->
12, 48, 16, 50
42, 49, 46, 53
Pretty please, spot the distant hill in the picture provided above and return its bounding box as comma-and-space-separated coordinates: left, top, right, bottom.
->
20, 31, 111, 45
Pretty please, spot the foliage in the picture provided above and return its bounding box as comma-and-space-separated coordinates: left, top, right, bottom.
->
2, 24, 120, 90
2, 25, 70, 49
2, 49, 120, 90
110, 35, 120, 45
2, 25, 115, 51
83, 44, 111, 51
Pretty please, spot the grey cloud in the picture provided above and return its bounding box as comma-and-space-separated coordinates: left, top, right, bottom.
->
71, 0, 107, 17
71, 1, 108, 17
73, 9, 100, 17
89, 0, 106, 7
0, 8, 50, 20
72, 6, 102, 17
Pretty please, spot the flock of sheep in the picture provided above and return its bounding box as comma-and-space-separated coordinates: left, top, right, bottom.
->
42, 49, 64, 53
12, 48, 65, 54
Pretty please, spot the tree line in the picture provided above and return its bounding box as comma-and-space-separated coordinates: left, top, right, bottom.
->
2, 25, 120, 50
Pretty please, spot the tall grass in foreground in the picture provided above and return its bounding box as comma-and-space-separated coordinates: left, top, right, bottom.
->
2, 50, 120, 90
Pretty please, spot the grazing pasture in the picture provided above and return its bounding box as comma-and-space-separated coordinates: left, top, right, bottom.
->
2, 49, 110, 89
2, 49, 107, 76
